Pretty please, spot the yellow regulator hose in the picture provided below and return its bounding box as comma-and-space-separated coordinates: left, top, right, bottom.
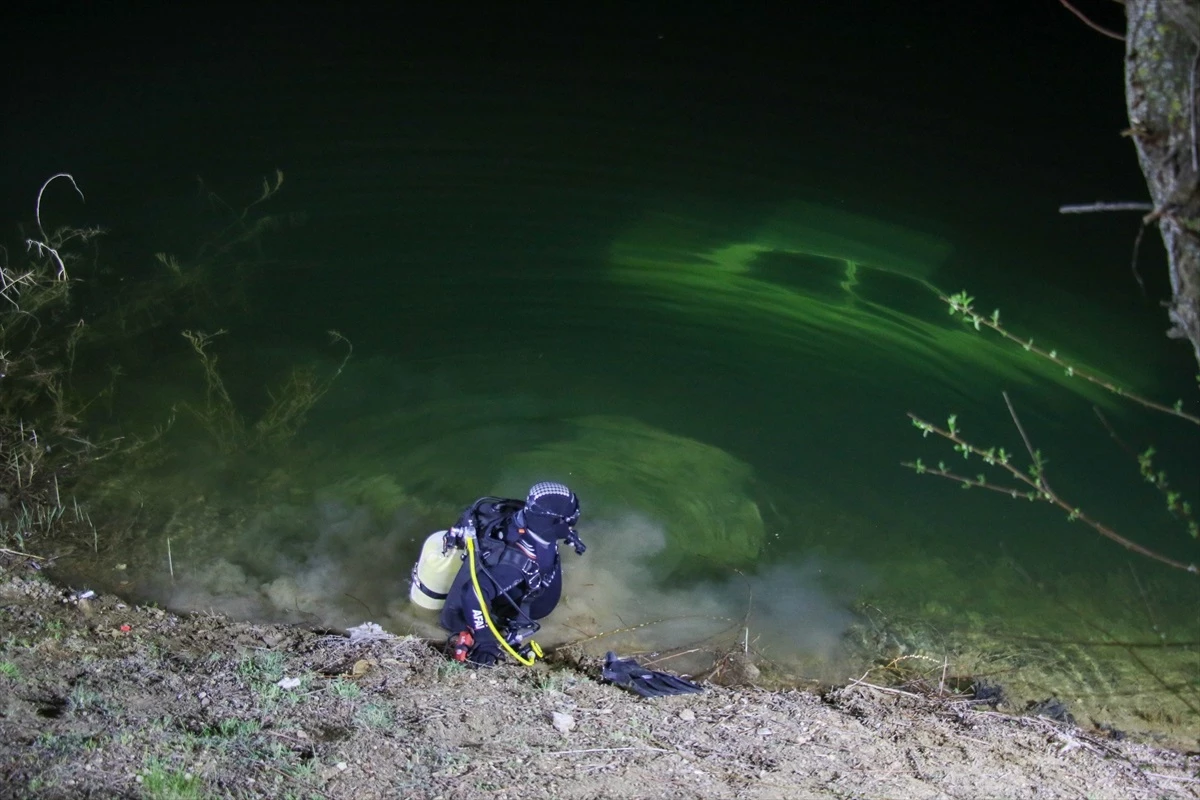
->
466, 535, 543, 666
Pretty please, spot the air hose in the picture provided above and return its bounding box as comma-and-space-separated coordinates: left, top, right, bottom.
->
465, 535, 543, 666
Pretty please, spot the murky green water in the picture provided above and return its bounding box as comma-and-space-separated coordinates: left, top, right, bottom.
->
12, 17, 1198, 740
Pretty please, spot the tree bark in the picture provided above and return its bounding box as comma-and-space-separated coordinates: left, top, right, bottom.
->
1125, 0, 1200, 375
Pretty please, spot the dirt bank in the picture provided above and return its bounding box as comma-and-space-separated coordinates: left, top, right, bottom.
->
0, 554, 1197, 800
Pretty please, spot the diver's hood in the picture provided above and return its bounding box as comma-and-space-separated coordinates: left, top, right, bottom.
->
516, 508, 587, 555
517, 508, 572, 540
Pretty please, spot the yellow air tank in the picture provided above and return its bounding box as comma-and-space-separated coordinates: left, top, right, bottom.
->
409, 530, 461, 610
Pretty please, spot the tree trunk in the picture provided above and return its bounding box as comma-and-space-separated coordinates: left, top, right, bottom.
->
1125, 0, 1200, 376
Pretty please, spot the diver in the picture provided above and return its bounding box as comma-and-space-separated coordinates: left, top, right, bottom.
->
438, 482, 585, 666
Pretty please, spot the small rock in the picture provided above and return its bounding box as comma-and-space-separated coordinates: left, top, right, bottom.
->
336, 762, 348, 771
679, 708, 696, 722
276, 676, 302, 690
551, 711, 575, 733
346, 622, 394, 644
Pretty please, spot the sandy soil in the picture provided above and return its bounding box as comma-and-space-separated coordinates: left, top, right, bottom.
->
1, 554, 1197, 800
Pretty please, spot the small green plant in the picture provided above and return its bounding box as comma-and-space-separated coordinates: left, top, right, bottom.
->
436, 660, 466, 679
534, 671, 568, 692
257, 682, 284, 708
329, 678, 361, 699
355, 703, 394, 730
287, 759, 318, 782
35, 731, 60, 749
147, 716, 173, 737
43, 619, 65, 641
141, 757, 202, 800
2, 634, 33, 650
216, 717, 261, 738
236, 649, 285, 686
69, 685, 104, 713
261, 740, 291, 761
0, 661, 20, 679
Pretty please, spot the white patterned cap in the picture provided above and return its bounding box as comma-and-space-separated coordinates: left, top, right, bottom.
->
525, 482, 580, 524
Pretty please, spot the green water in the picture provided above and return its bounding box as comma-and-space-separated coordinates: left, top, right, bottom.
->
7, 9, 1198, 741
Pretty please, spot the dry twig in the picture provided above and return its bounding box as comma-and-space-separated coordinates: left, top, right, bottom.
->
1058, 201, 1153, 213
1058, 0, 1125, 40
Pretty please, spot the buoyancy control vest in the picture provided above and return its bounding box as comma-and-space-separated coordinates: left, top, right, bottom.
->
409, 496, 531, 611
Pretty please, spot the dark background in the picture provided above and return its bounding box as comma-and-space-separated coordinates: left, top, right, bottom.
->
1, 1, 1148, 300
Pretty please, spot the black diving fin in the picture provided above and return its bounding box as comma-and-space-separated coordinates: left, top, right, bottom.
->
601, 651, 704, 698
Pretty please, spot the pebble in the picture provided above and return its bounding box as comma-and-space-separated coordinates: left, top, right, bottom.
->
551, 711, 575, 733
679, 708, 696, 723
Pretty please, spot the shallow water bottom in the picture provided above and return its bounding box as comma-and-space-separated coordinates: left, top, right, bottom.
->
46, 516, 1200, 749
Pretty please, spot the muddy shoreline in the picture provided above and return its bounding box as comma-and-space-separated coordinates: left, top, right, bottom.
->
1, 554, 1197, 799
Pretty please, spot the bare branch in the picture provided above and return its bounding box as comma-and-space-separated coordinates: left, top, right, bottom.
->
1002, 391, 1049, 494
1059, 201, 1154, 213
1059, 0, 1126, 40
34, 173, 85, 242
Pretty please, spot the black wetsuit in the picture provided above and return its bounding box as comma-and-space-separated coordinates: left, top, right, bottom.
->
439, 510, 563, 662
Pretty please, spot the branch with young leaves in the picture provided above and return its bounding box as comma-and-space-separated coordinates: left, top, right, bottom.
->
904, 400, 1197, 575
944, 291, 1199, 425
936, 289, 1199, 546
1136, 446, 1198, 540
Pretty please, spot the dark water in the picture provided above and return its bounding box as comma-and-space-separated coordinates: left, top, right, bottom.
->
4, 4, 1198, 730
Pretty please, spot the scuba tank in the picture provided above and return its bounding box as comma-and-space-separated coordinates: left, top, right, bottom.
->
408, 530, 462, 610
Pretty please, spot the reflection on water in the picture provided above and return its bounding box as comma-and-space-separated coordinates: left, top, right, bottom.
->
608, 201, 1132, 411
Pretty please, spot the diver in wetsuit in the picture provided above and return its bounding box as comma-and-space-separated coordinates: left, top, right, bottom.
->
439, 482, 584, 666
